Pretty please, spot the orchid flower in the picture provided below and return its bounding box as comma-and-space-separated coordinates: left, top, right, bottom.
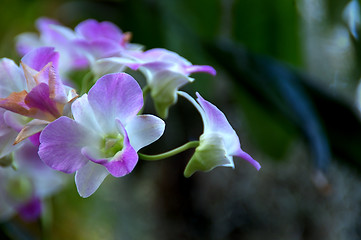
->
0, 140, 65, 222
39, 73, 165, 197
0, 47, 77, 145
95, 48, 216, 118
178, 92, 260, 177
74, 19, 143, 61
16, 18, 88, 74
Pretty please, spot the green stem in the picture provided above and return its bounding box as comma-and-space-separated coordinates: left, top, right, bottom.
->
139, 141, 199, 161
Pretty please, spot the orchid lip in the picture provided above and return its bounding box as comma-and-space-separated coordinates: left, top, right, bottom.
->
100, 133, 124, 158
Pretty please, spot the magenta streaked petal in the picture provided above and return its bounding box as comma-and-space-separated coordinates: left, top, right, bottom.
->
185, 65, 216, 76
88, 73, 143, 129
21, 47, 59, 72
75, 161, 109, 198
125, 115, 165, 151
39, 116, 91, 173
25, 83, 61, 119
75, 19, 123, 42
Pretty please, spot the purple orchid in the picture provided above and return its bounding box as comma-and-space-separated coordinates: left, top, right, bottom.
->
74, 19, 142, 60
0, 140, 65, 222
0, 47, 77, 145
16, 18, 88, 74
95, 48, 216, 118
16, 18, 143, 75
39, 73, 165, 197
178, 92, 260, 177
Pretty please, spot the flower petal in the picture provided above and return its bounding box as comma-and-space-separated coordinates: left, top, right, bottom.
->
185, 65, 216, 76
184, 133, 233, 177
92, 57, 141, 78
71, 94, 103, 135
0, 58, 26, 97
14, 119, 48, 145
25, 83, 61, 120
88, 73, 143, 130
196, 92, 235, 135
38, 116, 92, 173
75, 161, 109, 198
75, 19, 123, 42
150, 70, 191, 118
233, 149, 261, 171
21, 47, 59, 72
125, 115, 165, 151
82, 120, 138, 177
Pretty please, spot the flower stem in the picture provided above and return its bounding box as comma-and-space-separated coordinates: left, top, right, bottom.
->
138, 141, 199, 161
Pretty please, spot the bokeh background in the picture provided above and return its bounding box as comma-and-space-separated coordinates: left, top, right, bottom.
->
1, 0, 361, 239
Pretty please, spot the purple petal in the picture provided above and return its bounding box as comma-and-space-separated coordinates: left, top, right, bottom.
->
196, 92, 236, 137
36, 17, 60, 32
125, 115, 165, 151
139, 48, 190, 65
29, 132, 41, 146
16, 33, 42, 56
88, 73, 143, 129
234, 149, 261, 171
75, 161, 109, 198
25, 83, 61, 119
39, 116, 91, 173
185, 65, 216, 76
75, 19, 123, 42
21, 47, 59, 72
75, 39, 122, 59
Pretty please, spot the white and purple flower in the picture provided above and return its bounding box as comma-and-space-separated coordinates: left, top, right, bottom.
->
0, 47, 77, 146
95, 48, 216, 118
38, 73, 165, 197
178, 92, 260, 177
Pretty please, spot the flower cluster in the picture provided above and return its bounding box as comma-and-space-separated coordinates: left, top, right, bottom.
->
0, 18, 260, 221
